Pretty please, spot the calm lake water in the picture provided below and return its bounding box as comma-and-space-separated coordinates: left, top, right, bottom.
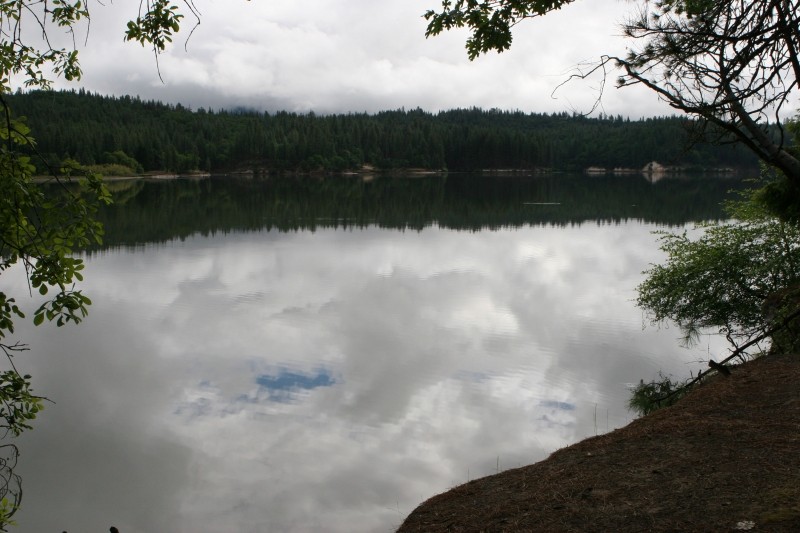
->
5, 174, 741, 532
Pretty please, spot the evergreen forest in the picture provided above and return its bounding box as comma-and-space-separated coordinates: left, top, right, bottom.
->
7, 89, 759, 175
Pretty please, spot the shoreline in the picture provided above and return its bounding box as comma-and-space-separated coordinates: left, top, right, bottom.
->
397, 352, 800, 532
32, 164, 755, 183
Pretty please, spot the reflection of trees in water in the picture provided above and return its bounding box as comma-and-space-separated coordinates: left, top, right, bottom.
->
77, 174, 747, 249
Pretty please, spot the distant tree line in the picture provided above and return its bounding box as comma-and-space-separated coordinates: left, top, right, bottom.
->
8, 89, 759, 175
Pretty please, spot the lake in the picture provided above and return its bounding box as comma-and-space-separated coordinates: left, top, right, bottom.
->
5, 173, 741, 532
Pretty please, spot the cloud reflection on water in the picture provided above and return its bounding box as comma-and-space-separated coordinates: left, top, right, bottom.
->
7, 223, 722, 532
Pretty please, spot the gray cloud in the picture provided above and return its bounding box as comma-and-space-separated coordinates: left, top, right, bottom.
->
12, 306, 192, 533
38, 0, 676, 117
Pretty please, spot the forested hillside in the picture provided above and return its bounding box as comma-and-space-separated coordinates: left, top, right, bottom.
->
8, 89, 758, 174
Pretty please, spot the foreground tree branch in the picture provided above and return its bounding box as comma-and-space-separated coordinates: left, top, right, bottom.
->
425, 0, 800, 186
0, 1, 234, 527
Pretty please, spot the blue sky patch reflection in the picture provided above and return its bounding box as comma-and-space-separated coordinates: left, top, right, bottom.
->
256, 369, 336, 403
540, 400, 576, 411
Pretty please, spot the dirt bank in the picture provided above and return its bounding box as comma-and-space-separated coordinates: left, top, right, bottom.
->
398, 352, 800, 532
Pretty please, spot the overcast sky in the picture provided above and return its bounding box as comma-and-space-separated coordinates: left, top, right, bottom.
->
41, 0, 677, 118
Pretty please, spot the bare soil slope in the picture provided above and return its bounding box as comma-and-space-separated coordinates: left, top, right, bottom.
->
398, 352, 800, 532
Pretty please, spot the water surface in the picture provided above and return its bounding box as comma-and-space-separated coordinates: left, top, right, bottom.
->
5, 174, 739, 532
